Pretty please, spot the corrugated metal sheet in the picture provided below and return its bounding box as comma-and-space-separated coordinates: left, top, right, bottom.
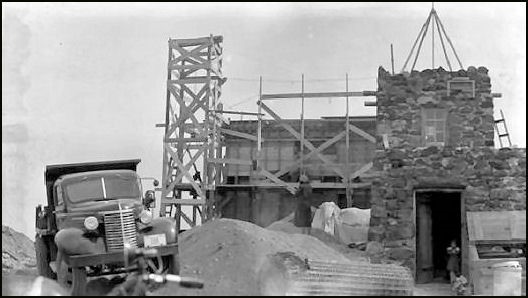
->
467, 211, 526, 242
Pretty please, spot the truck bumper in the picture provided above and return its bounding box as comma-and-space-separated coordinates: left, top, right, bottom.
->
66, 243, 178, 267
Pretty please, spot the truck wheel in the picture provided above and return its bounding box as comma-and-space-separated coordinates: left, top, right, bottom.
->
35, 235, 54, 279
57, 261, 73, 290
71, 267, 87, 296
166, 254, 180, 275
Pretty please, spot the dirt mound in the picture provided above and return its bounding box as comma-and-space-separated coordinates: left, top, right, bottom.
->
267, 212, 367, 262
2, 225, 37, 276
154, 218, 353, 296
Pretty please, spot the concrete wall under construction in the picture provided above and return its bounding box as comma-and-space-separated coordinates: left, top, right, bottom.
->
367, 66, 526, 280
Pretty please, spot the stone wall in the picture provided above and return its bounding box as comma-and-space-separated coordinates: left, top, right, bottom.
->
376, 66, 495, 149
367, 66, 527, 274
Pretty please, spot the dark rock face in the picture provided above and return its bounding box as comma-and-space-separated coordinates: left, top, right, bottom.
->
368, 67, 526, 274
2, 225, 37, 275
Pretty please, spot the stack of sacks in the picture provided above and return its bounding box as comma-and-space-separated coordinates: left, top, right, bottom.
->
312, 202, 371, 245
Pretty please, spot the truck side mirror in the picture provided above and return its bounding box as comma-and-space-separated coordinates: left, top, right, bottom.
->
143, 190, 156, 208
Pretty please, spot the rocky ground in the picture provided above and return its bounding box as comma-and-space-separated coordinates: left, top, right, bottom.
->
2, 225, 37, 276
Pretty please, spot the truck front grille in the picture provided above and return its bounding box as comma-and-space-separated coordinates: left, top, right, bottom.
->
103, 209, 138, 252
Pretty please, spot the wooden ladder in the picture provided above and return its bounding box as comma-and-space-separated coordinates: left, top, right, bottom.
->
494, 109, 512, 148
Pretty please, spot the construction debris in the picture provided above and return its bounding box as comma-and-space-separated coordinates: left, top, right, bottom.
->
267, 210, 367, 262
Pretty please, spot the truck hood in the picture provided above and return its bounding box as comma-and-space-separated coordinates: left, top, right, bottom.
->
67, 198, 143, 214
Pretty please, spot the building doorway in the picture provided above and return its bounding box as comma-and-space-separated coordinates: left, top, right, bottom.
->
415, 190, 462, 284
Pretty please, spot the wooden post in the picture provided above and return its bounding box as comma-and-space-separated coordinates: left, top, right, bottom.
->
431, 7, 435, 69
345, 73, 351, 207
258, 77, 262, 153
175, 58, 187, 232
391, 44, 395, 75
300, 74, 305, 178
411, 11, 432, 72
257, 76, 263, 184
160, 40, 172, 218
201, 40, 212, 221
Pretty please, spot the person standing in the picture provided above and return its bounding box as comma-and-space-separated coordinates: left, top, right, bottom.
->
294, 174, 313, 235
446, 239, 461, 284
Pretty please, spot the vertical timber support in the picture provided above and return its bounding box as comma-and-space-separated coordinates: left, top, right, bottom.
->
300, 74, 305, 178
257, 77, 263, 167
345, 73, 351, 207
160, 35, 225, 229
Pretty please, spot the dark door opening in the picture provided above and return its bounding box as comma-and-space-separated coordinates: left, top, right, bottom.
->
416, 191, 462, 284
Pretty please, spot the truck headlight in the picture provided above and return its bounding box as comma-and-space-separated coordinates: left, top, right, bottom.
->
84, 216, 99, 230
139, 210, 152, 224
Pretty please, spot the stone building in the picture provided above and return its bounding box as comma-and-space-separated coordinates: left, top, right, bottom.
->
367, 66, 526, 283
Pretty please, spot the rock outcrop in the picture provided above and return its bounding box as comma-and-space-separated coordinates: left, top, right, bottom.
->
2, 225, 37, 276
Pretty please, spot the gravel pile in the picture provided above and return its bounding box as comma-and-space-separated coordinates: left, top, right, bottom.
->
155, 218, 353, 296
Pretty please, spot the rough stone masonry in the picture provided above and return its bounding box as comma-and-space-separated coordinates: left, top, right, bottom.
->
367, 66, 526, 273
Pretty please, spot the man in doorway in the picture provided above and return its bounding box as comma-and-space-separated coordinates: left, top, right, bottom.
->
294, 174, 313, 235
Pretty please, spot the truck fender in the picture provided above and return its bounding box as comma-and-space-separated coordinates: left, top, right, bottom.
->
138, 217, 177, 246
54, 228, 103, 281
54, 228, 105, 262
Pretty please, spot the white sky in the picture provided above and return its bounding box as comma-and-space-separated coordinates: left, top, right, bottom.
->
2, 2, 526, 237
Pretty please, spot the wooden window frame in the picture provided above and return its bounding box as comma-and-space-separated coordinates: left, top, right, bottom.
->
447, 78, 475, 98
421, 108, 448, 147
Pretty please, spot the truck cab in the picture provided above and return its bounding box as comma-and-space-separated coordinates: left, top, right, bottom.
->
35, 159, 179, 295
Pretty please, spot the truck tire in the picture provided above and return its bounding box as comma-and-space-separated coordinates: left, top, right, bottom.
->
35, 235, 54, 279
57, 262, 73, 289
166, 253, 180, 275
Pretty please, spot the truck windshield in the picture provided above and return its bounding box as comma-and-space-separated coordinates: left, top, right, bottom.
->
63, 173, 141, 203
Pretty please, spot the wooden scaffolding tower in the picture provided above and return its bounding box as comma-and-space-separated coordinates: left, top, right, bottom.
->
158, 35, 226, 231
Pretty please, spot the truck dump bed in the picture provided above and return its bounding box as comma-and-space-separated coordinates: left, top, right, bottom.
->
44, 159, 141, 207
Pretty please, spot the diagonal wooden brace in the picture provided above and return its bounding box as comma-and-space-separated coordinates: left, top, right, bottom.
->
348, 162, 373, 181
170, 42, 210, 65
260, 102, 345, 178
346, 123, 376, 143
170, 143, 208, 190
259, 169, 297, 194
164, 144, 204, 198
273, 130, 347, 178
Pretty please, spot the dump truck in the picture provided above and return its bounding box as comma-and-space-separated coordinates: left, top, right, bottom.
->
35, 159, 179, 295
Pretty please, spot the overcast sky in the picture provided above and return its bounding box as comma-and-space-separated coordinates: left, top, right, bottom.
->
2, 2, 526, 237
